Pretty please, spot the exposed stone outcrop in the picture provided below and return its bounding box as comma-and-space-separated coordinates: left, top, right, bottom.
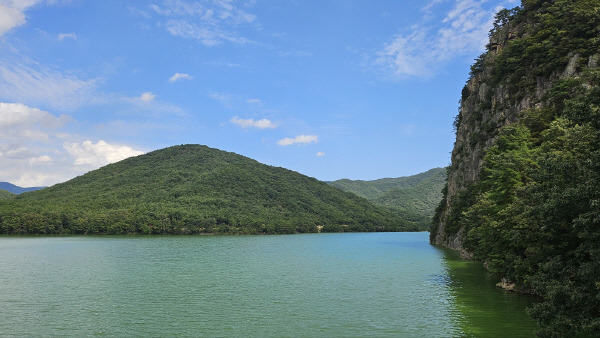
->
431, 16, 598, 253
496, 278, 517, 291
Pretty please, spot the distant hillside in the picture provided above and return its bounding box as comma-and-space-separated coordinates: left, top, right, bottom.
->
0, 182, 45, 194
0, 189, 14, 200
328, 168, 447, 229
0, 144, 416, 234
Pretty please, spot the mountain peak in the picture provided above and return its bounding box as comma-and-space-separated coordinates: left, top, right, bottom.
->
0, 144, 416, 235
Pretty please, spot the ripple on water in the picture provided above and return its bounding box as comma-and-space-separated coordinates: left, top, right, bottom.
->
0, 233, 536, 337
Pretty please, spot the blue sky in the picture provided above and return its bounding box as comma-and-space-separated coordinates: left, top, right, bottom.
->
0, 0, 518, 187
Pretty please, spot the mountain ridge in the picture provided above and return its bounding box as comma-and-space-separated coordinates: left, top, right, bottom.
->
0, 144, 416, 235
0, 182, 45, 194
328, 168, 446, 229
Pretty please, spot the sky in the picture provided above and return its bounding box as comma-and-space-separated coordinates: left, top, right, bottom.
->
0, 0, 519, 187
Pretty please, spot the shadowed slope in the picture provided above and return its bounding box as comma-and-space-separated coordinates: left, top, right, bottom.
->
329, 168, 446, 229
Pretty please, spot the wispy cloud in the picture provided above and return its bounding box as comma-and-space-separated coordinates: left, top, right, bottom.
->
230, 116, 277, 129
246, 98, 262, 105
278, 50, 313, 58
0, 58, 97, 111
377, 0, 513, 79
277, 134, 318, 146
316, 152, 325, 157
58, 33, 77, 41
169, 72, 193, 83
118, 92, 185, 117
208, 91, 233, 103
149, 0, 257, 46
0, 48, 185, 116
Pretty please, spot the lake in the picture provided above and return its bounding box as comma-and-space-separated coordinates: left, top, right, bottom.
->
0, 232, 538, 336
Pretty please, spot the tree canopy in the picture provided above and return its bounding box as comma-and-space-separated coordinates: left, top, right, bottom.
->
434, 0, 600, 335
0, 145, 416, 235
329, 168, 446, 230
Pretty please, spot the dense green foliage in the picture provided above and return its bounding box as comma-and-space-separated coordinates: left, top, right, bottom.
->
436, 1, 600, 336
329, 168, 445, 230
0, 145, 415, 235
461, 78, 600, 336
488, 0, 600, 99
0, 189, 14, 200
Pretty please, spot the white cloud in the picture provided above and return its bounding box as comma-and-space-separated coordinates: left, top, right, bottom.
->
63, 140, 144, 167
377, 0, 512, 78
58, 33, 77, 41
0, 102, 148, 186
0, 0, 46, 36
208, 92, 232, 102
149, 0, 257, 46
0, 58, 97, 111
0, 103, 70, 158
0, 4, 25, 36
28, 155, 52, 165
230, 116, 277, 129
277, 135, 318, 146
0, 102, 69, 129
316, 152, 325, 157
377, 28, 432, 78
139, 92, 156, 101
0, 102, 77, 187
168, 72, 193, 82
246, 98, 262, 105
12, 174, 53, 187
1, 146, 36, 159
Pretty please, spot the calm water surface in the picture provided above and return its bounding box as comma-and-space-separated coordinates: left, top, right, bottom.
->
0, 233, 537, 337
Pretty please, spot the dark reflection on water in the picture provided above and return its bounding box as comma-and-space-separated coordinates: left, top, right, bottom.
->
436, 246, 540, 337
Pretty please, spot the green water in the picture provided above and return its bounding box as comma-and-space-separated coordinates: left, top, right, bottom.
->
0, 233, 537, 336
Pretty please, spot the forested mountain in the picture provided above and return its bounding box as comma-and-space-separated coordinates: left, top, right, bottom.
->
432, 0, 600, 335
328, 168, 446, 229
0, 190, 14, 200
0, 145, 416, 235
0, 182, 45, 194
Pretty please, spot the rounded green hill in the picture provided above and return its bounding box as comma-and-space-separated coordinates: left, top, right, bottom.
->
0, 145, 415, 234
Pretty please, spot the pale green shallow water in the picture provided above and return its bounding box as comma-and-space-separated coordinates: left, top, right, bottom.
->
0, 232, 538, 337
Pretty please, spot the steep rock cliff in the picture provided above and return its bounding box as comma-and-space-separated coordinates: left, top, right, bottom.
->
430, 1, 600, 334
431, 0, 600, 255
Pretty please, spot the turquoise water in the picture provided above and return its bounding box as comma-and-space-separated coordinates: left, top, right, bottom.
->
0, 233, 537, 336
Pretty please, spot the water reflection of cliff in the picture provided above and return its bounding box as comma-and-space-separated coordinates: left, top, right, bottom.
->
437, 247, 539, 337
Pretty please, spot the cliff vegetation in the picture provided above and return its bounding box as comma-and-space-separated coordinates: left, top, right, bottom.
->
432, 0, 600, 335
